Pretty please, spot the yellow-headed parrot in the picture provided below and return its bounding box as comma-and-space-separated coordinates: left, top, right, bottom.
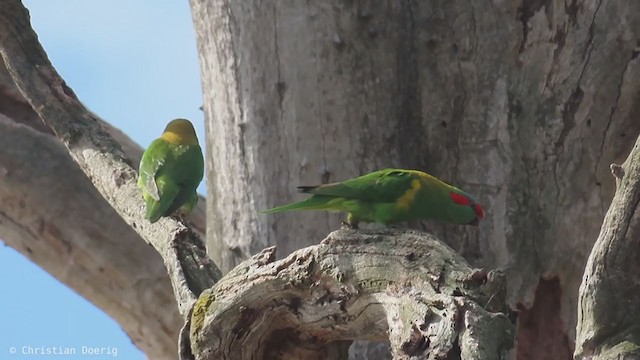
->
137, 119, 204, 223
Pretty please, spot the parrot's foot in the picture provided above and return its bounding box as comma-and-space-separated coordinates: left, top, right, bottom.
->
343, 213, 361, 229
340, 220, 359, 229
172, 209, 191, 224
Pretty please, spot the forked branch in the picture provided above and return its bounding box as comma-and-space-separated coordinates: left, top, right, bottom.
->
0, 0, 220, 315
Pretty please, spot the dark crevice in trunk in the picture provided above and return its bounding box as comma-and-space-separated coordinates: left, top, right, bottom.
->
516, 277, 574, 360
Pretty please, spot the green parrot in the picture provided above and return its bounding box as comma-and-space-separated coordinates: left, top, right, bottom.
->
137, 119, 204, 223
262, 169, 484, 228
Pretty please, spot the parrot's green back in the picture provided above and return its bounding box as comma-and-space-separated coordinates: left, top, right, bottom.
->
138, 119, 204, 223
262, 169, 484, 227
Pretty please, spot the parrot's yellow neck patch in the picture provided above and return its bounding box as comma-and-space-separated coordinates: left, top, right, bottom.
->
161, 131, 198, 145
396, 179, 422, 209
159, 119, 199, 145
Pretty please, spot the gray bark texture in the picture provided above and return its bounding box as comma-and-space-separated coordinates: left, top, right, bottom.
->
2, 0, 640, 358
575, 135, 640, 359
185, 229, 514, 360
0, 2, 212, 359
191, 0, 640, 358
0, 95, 182, 359
0, 0, 221, 316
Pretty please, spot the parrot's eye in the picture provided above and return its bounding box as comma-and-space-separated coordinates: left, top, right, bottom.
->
474, 204, 484, 219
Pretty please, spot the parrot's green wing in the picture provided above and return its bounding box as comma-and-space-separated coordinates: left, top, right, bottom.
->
138, 139, 204, 222
181, 192, 199, 213
263, 168, 483, 227
138, 119, 204, 223
159, 144, 204, 217
299, 169, 422, 202
145, 178, 180, 223
137, 138, 169, 202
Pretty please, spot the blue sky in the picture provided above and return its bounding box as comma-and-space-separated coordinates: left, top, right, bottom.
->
1, 1, 204, 358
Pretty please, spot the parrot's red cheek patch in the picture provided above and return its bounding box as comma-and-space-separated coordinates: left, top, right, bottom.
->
474, 204, 485, 219
450, 192, 471, 206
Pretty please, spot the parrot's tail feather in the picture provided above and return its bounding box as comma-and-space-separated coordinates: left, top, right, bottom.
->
146, 201, 164, 223
261, 196, 338, 214
297, 186, 319, 193
143, 180, 180, 223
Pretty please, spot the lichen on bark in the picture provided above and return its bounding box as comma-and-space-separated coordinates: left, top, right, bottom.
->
184, 229, 514, 360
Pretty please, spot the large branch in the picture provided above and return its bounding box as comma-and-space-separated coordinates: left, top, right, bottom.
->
184, 229, 514, 360
0, 0, 220, 315
575, 134, 640, 358
0, 56, 207, 358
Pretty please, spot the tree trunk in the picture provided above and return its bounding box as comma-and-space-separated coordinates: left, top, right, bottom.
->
191, 0, 640, 358
575, 135, 640, 359
3, 0, 640, 358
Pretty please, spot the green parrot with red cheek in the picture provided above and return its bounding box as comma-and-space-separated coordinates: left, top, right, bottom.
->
262, 169, 484, 228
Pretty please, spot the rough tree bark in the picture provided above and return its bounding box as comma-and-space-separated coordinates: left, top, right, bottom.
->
0, 2, 217, 358
191, 0, 640, 357
4, 0, 640, 358
0, 58, 199, 358
0, 0, 222, 314
575, 135, 640, 359
186, 229, 514, 360
0, 2, 515, 359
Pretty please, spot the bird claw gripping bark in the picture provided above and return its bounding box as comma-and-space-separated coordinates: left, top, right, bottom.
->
340, 220, 359, 229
